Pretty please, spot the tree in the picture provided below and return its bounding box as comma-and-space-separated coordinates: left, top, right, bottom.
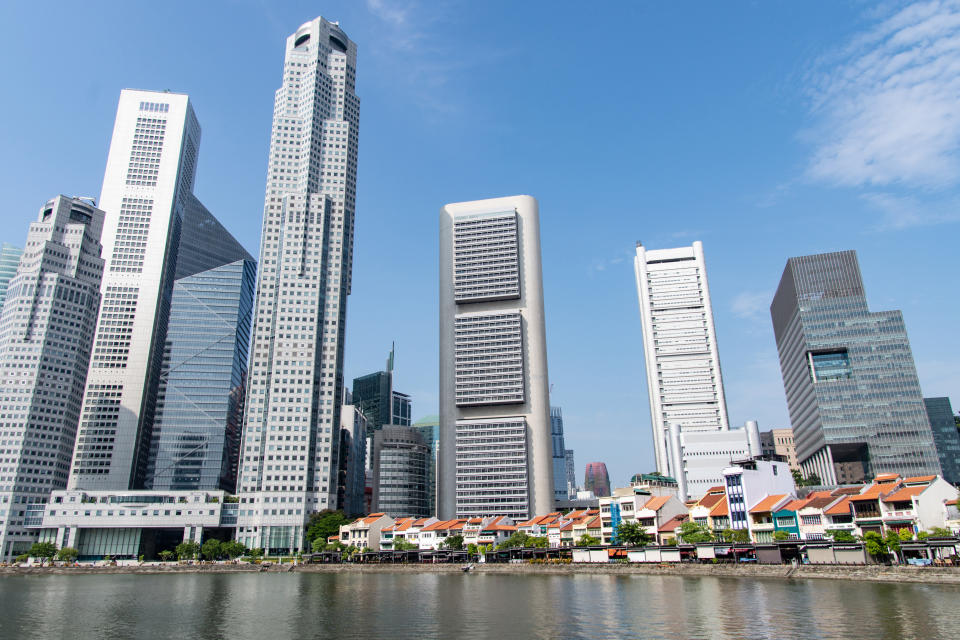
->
305, 510, 350, 549
616, 522, 654, 547
898, 529, 914, 542
466, 543, 478, 555
28, 542, 58, 565
884, 530, 904, 563
311, 538, 328, 553
158, 550, 175, 562
247, 548, 264, 560
826, 529, 857, 543
496, 532, 548, 550
56, 547, 79, 563
575, 534, 600, 547
222, 541, 247, 559
201, 539, 223, 561
175, 541, 201, 561
441, 534, 464, 550
792, 470, 823, 487
392, 538, 417, 551
772, 530, 791, 542
928, 527, 953, 538
862, 531, 888, 559
678, 521, 713, 544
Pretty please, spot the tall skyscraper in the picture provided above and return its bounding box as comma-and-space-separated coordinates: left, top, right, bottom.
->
145, 202, 256, 492
0, 196, 104, 559
924, 397, 960, 485
371, 425, 430, 517
584, 462, 611, 497
337, 402, 367, 516
771, 250, 941, 484
411, 415, 439, 516
69, 90, 204, 490
352, 345, 410, 431
564, 449, 576, 495
0, 243, 23, 309
236, 16, 360, 554
550, 407, 570, 503
439, 195, 553, 520
634, 241, 729, 476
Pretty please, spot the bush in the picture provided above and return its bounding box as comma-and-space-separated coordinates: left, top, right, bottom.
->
56, 547, 79, 563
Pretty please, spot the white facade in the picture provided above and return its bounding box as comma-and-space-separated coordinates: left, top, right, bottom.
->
722, 459, 795, 531
0, 197, 105, 559
438, 196, 553, 520
70, 90, 202, 491
236, 17, 360, 554
666, 421, 761, 501
634, 241, 729, 476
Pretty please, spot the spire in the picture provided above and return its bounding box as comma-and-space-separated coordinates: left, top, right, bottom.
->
387, 341, 395, 373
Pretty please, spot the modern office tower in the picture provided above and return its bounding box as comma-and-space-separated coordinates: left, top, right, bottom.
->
392, 391, 412, 426
584, 462, 611, 497
438, 195, 553, 520
771, 250, 941, 484
69, 90, 205, 491
236, 16, 360, 554
337, 403, 367, 516
145, 202, 255, 492
0, 244, 23, 309
925, 398, 960, 485
0, 196, 105, 559
564, 449, 576, 496
550, 407, 570, 504
371, 425, 429, 517
411, 415, 439, 516
759, 428, 799, 470
353, 347, 410, 432
634, 241, 730, 477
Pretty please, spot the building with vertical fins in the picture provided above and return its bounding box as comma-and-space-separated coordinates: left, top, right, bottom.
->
0, 244, 23, 310
439, 195, 553, 520
771, 250, 941, 484
0, 196, 104, 559
236, 16, 360, 554
924, 397, 960, 485
564, 449, 576, 495
69, 90, 203, 491
550, 407, 571, 503
584, 462, 611, 497
145, 201, 255, 492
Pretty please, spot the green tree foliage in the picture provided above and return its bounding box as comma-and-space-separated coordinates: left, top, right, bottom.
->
158, 550, 175, 562
55, 547, 79, 563
247, 548, 264, 559
917, 530, 930, 540
201, 539, 223, 561
392, 538, 417, 551
305, 510, 350, 549
616, 522, 654, 547
791, 470, 823, 487
862, 531, 888, 558
678, 521, 713, 544
221, 541, 248, 559
467, 543, 478, 555
175, 541, 201, 560
575, 534, 600, 547
496, 532, 548, 550
928, 527, 953, 538
898, 529, 914, 541
772, 530, 791, 541
441, 534, 464, 550
14, 554, 29, 564
28, 542, 58, 565
884, 530, 904, 562
826, 529, 857, 543
720, 528, 750, 543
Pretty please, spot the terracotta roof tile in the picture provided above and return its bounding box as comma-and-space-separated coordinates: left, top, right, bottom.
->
642, 496, 671, 512
800, 496, 838, 511
697, 493, 724, 509
709, 496, 729, 517
825, 497, 852, 515
902, 475, 937, 484
749, 494, 789, 514
874, 473, 900, 482
658, 514, 687, 533
882, 486, 926, 503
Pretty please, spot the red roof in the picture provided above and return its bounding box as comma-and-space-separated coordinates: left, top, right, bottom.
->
696, 493, 725, 509
749, 494, 789, 514
360, 512, 387, 524
825, 497, 852, 515
902, 475, 937, 484
874, 473, 900, 482
882, 486, 926, 503
658, 514, 687, 533
709, 496, 729, 517
641, 496, 671, 512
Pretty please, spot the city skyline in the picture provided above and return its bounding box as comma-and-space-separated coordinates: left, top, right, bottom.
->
1, 2, 959, 488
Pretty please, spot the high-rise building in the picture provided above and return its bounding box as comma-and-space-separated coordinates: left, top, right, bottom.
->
353, 346, 410, 432
550, 407, 570, 503
145, 202, 255, 492
564, 449, 576, 495
69, 90, 205, 491
0, 196, 105, 558
0, 244, 23, 309
633, 241, 729, 476
392, 391, 412, 426
758, 428, 799, 471
584, 462, 611, 497
371, 425, 429, 517
925, 397, 960, 485
338, 402, 367, 516
411, 415, 439, 516
771, 250, 941, 484
439, 195, 553, 520
236, 16, 360, 554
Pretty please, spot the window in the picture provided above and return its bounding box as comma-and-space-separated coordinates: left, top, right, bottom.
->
808, 349, 852, 382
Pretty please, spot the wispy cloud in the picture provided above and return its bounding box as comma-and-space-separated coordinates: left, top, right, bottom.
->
860, 191, 960, 229
804, 0, 960, 189
731, 290, 771, 321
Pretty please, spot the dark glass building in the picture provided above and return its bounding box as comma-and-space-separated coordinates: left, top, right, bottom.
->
550, 407, 571, 502
771, 250, 941, 484
353, 370, 392, 431
925, 397, 960, 485
411, 415, 439, 516
146, 200, 255, 491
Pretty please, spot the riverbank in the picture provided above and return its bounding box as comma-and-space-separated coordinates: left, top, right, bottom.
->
3, 562, 960, 584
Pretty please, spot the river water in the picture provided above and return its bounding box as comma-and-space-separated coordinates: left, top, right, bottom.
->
0, 571, 958, 639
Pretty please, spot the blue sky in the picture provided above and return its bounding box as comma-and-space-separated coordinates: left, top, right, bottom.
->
1, 1, 958, 488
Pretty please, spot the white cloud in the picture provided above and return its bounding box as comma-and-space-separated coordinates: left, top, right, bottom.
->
366, 0, 412, 28
731, 290, 771, 320
805, 0, 960, 189
860, 191, 960, 228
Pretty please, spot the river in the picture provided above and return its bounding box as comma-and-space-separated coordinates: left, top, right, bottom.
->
1, 572, 958, 639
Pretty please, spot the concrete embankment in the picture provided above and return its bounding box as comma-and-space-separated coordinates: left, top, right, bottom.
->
3, 562, 960, 584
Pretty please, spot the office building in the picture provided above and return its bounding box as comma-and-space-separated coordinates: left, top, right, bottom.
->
665, 421, 761, 501
439, 195, 553, 520
759, 428, 799, 470
145, 203, 256, 492
353, 346, 411, 432
633, 241, 730, 477
0, 244, 23, 309
392, 391, 412, 426
69, 90, 206, 491
0, 196, 105, 559
236, 16, 360, 554
338, 403, 367, 516
550, 407, 570, 503
371, 425, 430, 517
771, 250, 941, 484
584, 462, 611, 498
411, 415, 439, 516
564, 449, 576, 495
925, 397, 960, 485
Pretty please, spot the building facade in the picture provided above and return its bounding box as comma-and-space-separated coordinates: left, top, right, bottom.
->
925, 397, 960, 485
0, 243, 23, 310
666, 422, 759, 501
564, 449, 576, 495
633, 241, 730, 476
550, 406, 571, 503
353, 370, 391, 430
438, 195, 553, 520
146, 203, 255, 492
584, 462, 611, 498
371, 425, 430, 517
0, 196, 105, 558
236, 16, 361, 554
411, 415, 439, 517
337, 403, 367, 516
759, 428, 799, 471
770, 250, 941, 484
69, 90, 205, 491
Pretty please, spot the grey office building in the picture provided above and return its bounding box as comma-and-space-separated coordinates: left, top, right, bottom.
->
925, 397, 960, 485
770, 250, 941, 484
371, 425, 430, 517
411, 415, 439, 516
0, 243, 23, 310
550, 407, 570, 503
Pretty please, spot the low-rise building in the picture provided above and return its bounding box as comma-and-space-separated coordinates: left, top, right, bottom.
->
380, 517, 437, 549
880, 475, 958, 533
338, 513, 393, 551
722, 458, 795, 534
748, 494, 792, 542
417, 518, 466, 550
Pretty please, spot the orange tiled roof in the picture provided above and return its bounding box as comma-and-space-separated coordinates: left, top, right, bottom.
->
642, 496, 671, 512
825, 497, 852, 515
749, 494, 789, 514
902, 475, 937, 484
800, 495, 838, 511
697, 492, 725, 509
560, 523, 574, 531
947, 499, 957, 506
422, 519, 457, 532
882, 485, 926, 503
807, 490, 835, 499
778, 499, 809, 512
709, 496, 729, 517
483, 524, 517, 532
832, 486, 864, 496
361, 512, 387, 524
658, 514, 687, 533
874, 473, 900, 482
850, 483, 889, 501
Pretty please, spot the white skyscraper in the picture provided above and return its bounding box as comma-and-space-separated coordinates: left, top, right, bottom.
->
0, 196, 104, 558
69, 90, 203, 490
439, 195, 553, 520
634, 241, 731, 481
235, 16, 360, 554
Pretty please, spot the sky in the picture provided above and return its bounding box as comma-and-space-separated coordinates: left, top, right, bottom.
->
1, 1, 958, 489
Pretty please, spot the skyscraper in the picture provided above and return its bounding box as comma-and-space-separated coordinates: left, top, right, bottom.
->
550, 407, 570, 503
236, 16, 360, 554
924, 397, 960, 485
371, 425, 430, 517
439, 195, 553, 520
338, 402, 367, 516
771, 250, 941, 484
0, 243, 23, 309
633, 241, 729, 476
0, 196, 104, 559
411, 415, 439, 516
352, 345, 411, 432
146, 201, 255, 492
564, 449, 576, 495
584, 462, 611, 497
69, 90, 204, 491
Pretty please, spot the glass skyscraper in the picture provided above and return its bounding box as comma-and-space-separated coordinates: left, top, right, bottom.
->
550, 407, 570, 502
371, 425, 430, 517
771, 250, 941, 484
924, 397, 960, 485
411, 415, 439, 516
0, 243, 23, 310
